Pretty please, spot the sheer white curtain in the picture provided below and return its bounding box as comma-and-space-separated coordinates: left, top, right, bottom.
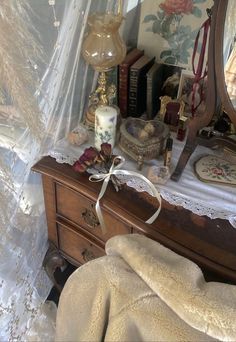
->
0, 0, 140, 340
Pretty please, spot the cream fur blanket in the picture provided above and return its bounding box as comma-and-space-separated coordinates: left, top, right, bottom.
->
55, 234, 236, 341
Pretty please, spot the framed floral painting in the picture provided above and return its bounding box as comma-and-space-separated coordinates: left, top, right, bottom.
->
137, 0, 213, 69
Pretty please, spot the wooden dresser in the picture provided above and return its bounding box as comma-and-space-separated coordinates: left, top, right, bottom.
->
32, 156, 236, 287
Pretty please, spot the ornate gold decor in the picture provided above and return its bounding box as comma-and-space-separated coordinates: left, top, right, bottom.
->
159, 96, 185, 129
82, 0, 126, 129
86, 74, 118, 130
119, 118, 169, 170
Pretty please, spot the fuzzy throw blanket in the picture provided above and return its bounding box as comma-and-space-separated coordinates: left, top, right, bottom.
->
55, 234, 236, 341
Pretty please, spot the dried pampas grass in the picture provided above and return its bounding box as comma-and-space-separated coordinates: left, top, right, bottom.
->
0, 0, 45, 140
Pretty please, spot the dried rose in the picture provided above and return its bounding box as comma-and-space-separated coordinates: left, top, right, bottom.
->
73, 143, 117, 174
100, 143, 112, 157
79, 146, 99, 166
84, 146, 99, 160
73, 161, 87, 173
79, 154, 89, 164
96, 153, 105, 164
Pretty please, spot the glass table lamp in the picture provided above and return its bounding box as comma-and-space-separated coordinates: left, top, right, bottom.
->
82, 0, 126, 129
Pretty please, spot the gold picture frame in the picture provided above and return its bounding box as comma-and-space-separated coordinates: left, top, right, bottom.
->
159, 96, 185, 124
177, 69, 207, 115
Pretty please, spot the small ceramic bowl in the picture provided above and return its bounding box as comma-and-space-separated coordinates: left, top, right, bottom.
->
147, 165, 170, 184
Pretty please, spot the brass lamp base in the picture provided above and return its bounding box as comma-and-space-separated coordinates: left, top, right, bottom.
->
84, 71, 117, 130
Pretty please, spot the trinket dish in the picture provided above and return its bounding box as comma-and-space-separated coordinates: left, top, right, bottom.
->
119, 118, 169, 169
147, 165, 170, 184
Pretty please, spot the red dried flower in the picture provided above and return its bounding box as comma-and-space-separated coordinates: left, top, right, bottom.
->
79, 154, 89, 164
79, 147, 99, 166
100, 143, 112, 157
84, 146, 99, 160
73, 143, 115, 173
73, 161, 87, 173
73, 143, 122, 191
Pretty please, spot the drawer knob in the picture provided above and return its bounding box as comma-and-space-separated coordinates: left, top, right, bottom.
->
82, 248, 95, 262
82, 208, 100, 229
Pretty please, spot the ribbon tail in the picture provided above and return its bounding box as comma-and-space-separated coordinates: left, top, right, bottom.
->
94, 176, 110, 234
145, 203, 161, 224
143, 177, 162, 224
113, 170, 162, 225
95, 199, 107, 234
90, 157, 162, 235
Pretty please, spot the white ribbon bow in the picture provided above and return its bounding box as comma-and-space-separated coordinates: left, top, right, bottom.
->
89, 156, 162, 233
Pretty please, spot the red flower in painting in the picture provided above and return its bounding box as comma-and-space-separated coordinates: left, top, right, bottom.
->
159, 0, 193, 15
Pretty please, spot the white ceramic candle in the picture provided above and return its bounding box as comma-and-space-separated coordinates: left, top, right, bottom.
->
95, 105, 117, 150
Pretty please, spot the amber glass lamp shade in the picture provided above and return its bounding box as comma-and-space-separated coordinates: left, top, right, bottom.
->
82, 13, 126, 72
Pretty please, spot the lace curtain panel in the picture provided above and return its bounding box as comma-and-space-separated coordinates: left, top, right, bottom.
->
0, 0, 140, 340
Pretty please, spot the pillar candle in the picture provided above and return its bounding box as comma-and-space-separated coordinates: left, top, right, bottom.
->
95, 105, 117, 150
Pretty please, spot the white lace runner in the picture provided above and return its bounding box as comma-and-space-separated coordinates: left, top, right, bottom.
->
48, 134, 236, 227
117, 174, 232, 218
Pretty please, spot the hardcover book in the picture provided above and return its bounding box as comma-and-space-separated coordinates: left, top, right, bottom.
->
128, 55, 155, 117
146, 62, 164, 119
118, 48, 144, 117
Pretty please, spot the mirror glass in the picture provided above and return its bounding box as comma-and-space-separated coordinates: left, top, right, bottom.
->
224, 0, 236, 109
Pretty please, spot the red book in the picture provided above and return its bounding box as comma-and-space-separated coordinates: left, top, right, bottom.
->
118, 48, 144, 117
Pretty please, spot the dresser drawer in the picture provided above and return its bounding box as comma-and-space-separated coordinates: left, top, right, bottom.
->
57, 224, 105, 265
55, 183, 131, 242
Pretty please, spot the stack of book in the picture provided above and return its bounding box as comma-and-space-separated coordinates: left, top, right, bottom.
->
118, 47, 182, 119
118, 48, 144, 117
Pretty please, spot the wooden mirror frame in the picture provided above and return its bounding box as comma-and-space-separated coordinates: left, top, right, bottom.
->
215, 0, 236, 126
171, 0, 236, 181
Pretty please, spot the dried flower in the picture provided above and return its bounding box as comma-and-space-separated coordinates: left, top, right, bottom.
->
101, 143, 112, 156
73, 161, 87, 173
78, 154, 89, 164
73, 143, 114, 173
73, 143, 122, 191
78, 146, 99, 166
83, 146, 99, 160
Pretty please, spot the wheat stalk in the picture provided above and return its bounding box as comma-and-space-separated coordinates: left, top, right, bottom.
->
0, 0, 45, 139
